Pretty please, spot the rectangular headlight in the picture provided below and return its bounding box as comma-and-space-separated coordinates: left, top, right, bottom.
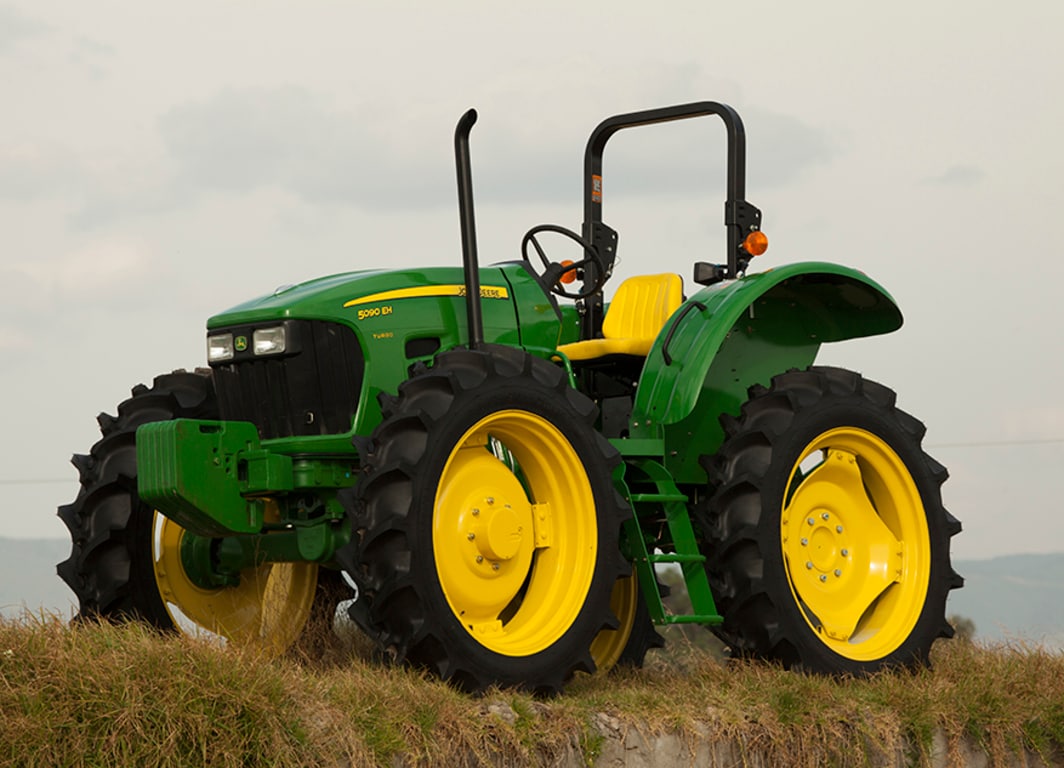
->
207, 333, 234, 362
253, 326, 286, 356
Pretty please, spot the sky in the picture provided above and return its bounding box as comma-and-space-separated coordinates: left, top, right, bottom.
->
1, 1, 1062, 560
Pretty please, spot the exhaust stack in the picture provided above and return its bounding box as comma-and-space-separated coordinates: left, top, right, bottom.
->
454, 109, 483, 349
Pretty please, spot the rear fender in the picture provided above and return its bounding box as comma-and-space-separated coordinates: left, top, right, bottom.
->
630, 262, 903, 483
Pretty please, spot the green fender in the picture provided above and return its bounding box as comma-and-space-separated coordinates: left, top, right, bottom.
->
630, 262, 903, 483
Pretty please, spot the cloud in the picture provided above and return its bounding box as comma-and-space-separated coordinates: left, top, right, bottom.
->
0, 141, 83, 201
158, 86, 453, 209
746, 108, 836, 187
997, 406, 1064, 443
0, 6, 46, 54
925, 164, 985, 187
2, 62, 830, 230
0, 325, 32, 352
69, 35, 116, 80
155, 86, 836, 213
5, 238, 154, 304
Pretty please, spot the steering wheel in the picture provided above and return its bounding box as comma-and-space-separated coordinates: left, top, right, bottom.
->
521, 224, 609, 300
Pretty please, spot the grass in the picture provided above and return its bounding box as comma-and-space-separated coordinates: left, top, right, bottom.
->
2, 615, 1062, 767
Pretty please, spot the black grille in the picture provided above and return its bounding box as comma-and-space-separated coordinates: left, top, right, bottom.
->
210, 320, 364, 440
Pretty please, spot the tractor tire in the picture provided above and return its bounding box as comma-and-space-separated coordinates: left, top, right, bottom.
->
57, 370, 321, 654
695, 366, 962, 674
336, 344, 631, 694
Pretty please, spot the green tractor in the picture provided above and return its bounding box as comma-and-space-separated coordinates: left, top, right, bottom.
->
59, 101, 962, 694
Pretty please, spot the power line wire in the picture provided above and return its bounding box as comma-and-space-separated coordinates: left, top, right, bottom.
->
927, 438, 1064, 449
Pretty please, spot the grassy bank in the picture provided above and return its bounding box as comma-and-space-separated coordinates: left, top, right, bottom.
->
1, 617, 1062, 767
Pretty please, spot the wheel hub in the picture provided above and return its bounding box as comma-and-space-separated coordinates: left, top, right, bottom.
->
803, 509, 849, 576
473, 500, 525, 562
437, 450, 535, 612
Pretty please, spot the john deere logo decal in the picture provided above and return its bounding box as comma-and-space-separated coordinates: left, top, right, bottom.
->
234, 335, 248, 352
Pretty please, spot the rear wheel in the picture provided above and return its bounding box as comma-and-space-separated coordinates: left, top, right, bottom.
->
590, 575, 664, 670
696, 367, 962, 673
58, 370, 321, 654
337, 345, 630, 693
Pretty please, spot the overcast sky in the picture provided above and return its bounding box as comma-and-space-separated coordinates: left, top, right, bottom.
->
1, 1, 1062, 560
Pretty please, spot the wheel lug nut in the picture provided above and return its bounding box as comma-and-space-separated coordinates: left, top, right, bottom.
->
476, 555, 484, 563
467, 533, 475, 541
821, 513, 830, 520
841, 549, 849, 557
472, 508, 480, 516
492, 562, 500, 571
805, 561, 814, 570
836, 525, 843, 534
834, 569, 842, 577
800, 538, 808, 546
819, 574, 828, 582
487, 497, 495, 505
807, 518, 815, 526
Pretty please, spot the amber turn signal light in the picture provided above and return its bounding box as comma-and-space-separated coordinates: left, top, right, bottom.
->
743, 230, 768, 256
559, 259, 578, 284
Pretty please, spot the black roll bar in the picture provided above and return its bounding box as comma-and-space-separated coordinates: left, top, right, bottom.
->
580, 101, 763, 337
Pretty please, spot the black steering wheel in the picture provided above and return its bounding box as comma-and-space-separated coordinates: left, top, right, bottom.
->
520, 224, 609, 300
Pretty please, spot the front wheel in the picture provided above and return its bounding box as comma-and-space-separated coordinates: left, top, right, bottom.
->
337, 345, 630, 694
57, 370, 321, 654
696, 367, 963, 673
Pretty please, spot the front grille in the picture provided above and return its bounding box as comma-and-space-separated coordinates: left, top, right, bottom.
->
210, 320, 364, 440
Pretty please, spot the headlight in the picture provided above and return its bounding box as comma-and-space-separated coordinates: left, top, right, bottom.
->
253, 326, 286, 356
207, 333, 234, 362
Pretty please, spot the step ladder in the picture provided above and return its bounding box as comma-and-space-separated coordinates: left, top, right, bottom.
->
614, 457, 722, 627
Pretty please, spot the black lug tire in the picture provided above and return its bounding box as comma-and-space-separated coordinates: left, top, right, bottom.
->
694, 366, 963, 674
611, 579, 667, 668
58, 370, 337, 654
335, 344, 630, 694
57, 370, 218, 626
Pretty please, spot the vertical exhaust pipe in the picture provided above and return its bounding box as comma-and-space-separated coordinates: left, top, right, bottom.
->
454, 109, 483, 350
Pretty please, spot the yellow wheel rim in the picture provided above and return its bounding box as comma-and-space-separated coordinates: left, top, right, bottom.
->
152, 513, 318, 655
433, 409, 597, 657
589, 575, 639, 670
781, 427, 931, 661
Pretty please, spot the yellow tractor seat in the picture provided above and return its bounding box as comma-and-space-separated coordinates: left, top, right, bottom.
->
558, 273, 683, 362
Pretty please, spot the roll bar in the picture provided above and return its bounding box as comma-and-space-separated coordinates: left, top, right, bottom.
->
580, 101, 763, 337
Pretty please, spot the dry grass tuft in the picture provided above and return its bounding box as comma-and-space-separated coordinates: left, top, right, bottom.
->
2, 615, 1062, 767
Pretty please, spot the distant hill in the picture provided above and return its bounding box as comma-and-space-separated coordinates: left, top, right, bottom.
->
946, 552, 1064, 649
2, 538, 1062, 650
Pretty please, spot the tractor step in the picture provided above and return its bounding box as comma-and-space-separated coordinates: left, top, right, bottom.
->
614, 459, 722, 628
660, 615, 722, 625
646, 553, 705, 564
629, 492, 688, 503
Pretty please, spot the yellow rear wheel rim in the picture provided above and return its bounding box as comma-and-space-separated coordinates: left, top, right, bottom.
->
433, 409, 597, 657
589, 575, 639, 670
152, 513, 318, 655
781, 427, 931, 661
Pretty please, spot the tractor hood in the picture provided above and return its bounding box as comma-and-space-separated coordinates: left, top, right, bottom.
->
207, 266, 518, 329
